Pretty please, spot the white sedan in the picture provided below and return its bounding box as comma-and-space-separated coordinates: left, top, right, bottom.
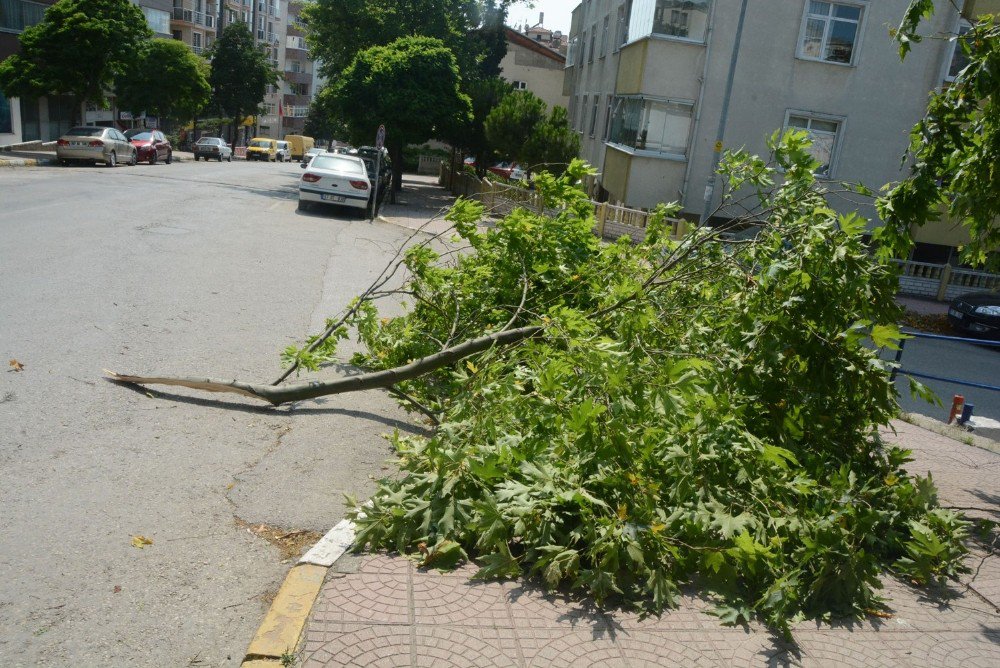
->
298, 154, 371, 213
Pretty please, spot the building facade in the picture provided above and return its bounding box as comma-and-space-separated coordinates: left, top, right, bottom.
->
280, 0, 314, 137
565, 0, 990, 260
500, 26, 569, 112
170, 0, 218, 54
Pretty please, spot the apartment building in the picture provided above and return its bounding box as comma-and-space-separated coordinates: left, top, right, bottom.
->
500, 26, 569, 112
565, 0, 989, 260
170, 0, 218, 54
1, 0, 175, 144
280, 0, 314, 137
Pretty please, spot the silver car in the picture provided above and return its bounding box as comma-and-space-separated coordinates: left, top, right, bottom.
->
56, 126, 137, 167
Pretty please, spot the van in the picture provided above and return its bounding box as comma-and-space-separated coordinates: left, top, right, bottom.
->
246, 137, 277, 161
284, 135, 315, 160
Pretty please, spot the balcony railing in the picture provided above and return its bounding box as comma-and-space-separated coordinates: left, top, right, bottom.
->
1, 0, 47, 32
286, 106, 309, 118
172, 8, 215, 27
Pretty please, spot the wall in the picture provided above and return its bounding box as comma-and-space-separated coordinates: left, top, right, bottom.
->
499, 42, 569, 111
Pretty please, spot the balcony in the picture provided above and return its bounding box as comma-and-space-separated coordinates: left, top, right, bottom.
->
283, 70, 312, 84
172, 8, 215, 28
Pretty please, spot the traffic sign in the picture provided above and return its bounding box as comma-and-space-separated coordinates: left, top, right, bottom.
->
375, 124, 386, 149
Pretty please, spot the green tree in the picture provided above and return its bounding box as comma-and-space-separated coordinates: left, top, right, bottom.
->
0, 0, 151, 124
209, 22, 277, 145
878, 2, 1000, 269
321, 36, 472, 195
116, 39, 212, 124
485, 91, 580, 175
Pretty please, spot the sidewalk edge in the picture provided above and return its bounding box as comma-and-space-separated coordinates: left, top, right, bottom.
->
898, 412, 1000, 455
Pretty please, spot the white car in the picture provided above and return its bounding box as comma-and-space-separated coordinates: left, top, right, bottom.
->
298, 153, 371, 213
275, 140, 292, 162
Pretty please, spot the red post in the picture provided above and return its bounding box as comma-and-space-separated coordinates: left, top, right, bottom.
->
947, 395, 965, 424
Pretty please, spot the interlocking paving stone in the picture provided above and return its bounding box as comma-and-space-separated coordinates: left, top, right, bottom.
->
296, 420, 1000, 666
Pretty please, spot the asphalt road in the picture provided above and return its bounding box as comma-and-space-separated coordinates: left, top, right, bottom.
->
890, 332, 1000, 435
0, 159, 421, 665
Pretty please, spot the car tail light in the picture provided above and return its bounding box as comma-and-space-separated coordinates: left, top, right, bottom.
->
349, 180, 369, 190
302, 173, 321, 183
57, 139, 69, 146
89, 140, 103, 147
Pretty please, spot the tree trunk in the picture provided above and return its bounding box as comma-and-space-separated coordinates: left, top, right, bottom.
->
105, 326, 542, 406
389, 142, 404, 204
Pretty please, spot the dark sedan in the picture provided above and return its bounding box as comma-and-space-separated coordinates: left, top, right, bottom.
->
948, 291, 1000, 339
125, 129, 172, 165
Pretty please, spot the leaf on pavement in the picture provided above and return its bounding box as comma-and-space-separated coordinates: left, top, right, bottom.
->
8, 359, 24, 372
131, 535, 154, 549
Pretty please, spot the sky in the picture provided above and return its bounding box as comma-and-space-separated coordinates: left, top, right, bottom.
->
507, 0, 575, 35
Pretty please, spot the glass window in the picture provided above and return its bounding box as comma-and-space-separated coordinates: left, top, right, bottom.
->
785, 113, 841, 176
589, 95, 599, 137
125, 130, 154, 140
798, 1, 863, 65
66, 127, 105, 137
601, 16, 609, 57
0, 0, 47, 32
946, 21, 972, 81
616, 3, 629, 48
608, 96, 693, 156
629, 0, 712, 43
567, 35, 578, 66
310, 155, 366, 174
588, 25, 596, 63
0, 91, 11, 134
141, 7, 170, 34
580, 30, 587, 64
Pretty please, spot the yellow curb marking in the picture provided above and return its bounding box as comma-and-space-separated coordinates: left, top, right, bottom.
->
243, 563, 328, 662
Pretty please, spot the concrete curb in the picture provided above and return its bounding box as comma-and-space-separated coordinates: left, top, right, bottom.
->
0, 157, 54, 168
898, 411, 1000, 455
240, 519, 356, 666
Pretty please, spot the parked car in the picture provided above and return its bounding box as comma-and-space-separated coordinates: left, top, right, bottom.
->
193, 137, 233, 162
285, 135, 315, 160
487, 161, 525, 180
275, 140, 292, 162
246, 137, 277, 161
56, 126, 137, 167
948, 291, 1000, 340
351, 146, 392, 195
125, 129, 172, 165
300, 147, 324, 166
297, 153, 371, 214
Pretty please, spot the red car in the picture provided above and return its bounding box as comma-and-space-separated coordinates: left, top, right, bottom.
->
125, 129, 172, 165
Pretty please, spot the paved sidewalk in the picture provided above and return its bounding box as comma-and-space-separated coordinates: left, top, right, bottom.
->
378, 174, 460, 236
291, 420, 1000, 667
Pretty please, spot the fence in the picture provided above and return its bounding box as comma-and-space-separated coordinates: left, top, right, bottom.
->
895, 259, 1000, 301
440, 163, 686, 242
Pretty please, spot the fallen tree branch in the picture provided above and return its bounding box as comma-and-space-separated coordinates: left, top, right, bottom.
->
105, 325, 543, 406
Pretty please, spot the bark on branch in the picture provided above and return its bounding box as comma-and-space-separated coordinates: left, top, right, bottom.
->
105, 325, 542, 406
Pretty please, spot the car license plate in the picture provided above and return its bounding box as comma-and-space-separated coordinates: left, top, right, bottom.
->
949, 308, 963, 320
321, 194, 345, 202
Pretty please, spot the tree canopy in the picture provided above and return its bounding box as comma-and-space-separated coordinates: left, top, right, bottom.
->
485, 91, 580, 174
877, 2, 1000, 268
0, 0, 151, 122
209, 22, 277, 142
319, 35, 472, 191
116, 39, 211, 123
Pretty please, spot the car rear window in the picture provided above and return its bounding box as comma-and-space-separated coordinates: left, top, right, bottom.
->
310, 156, 366, 174
197, 138, 220, 145
126, 130, 154, 140
66, 127, 105, 137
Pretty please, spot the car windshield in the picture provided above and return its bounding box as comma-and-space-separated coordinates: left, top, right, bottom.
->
197, 138, 219, 145
310, 155, 366, 175
126, 130, 154, 140
66, 127, 105, 137
249, 140, 272, 148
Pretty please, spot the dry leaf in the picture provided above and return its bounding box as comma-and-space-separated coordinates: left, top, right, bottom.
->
113, 585, 122, 594
8, 359, 24, 372
131, 535, 154, 549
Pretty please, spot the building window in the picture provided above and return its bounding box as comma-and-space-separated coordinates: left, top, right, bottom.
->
580, 94, 589, 132
511, 80, 527, 90
588, 24, 596, 63
567, 35, 578, 66
608, 96, 693, 156
589, 95, 599, 137
615, 4, 628, 49
0, 91, 11, 134
601, 16, 610, 57
140, 7, 170, 34
785, 113, 842, 176
604, 96, 613, 140
628, 0, 712, 43
1, 0, 46, 31
798, 1, 863, 65
945, 20, 972, 81
192, 32, 202, 48
580, 30, 587, 64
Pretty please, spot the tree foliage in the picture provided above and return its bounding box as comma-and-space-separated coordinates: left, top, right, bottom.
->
879, 3, 1000, 268
116, 39, 211, 122
279, 132, 969, 635
209, 22, 277, 141
485, 91, 580, 173
319, 36, 472, 191
0, 0, 151, 121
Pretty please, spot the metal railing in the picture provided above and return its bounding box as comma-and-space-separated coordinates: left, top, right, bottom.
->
172, 8, 213, 26
891, 331, 1000, 393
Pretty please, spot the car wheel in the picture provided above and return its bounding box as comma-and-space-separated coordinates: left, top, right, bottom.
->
218, 154, 223, 162
194, 154, 199, 161
106, 151, 117, 168
165, 151, 172, 165
59, 159, 69, 166
129, 151, 137, 166
149, 151, 157, 165
227, 154, 232, 162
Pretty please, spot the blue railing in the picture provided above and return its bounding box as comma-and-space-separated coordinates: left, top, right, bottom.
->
891, 331, 1000, 392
